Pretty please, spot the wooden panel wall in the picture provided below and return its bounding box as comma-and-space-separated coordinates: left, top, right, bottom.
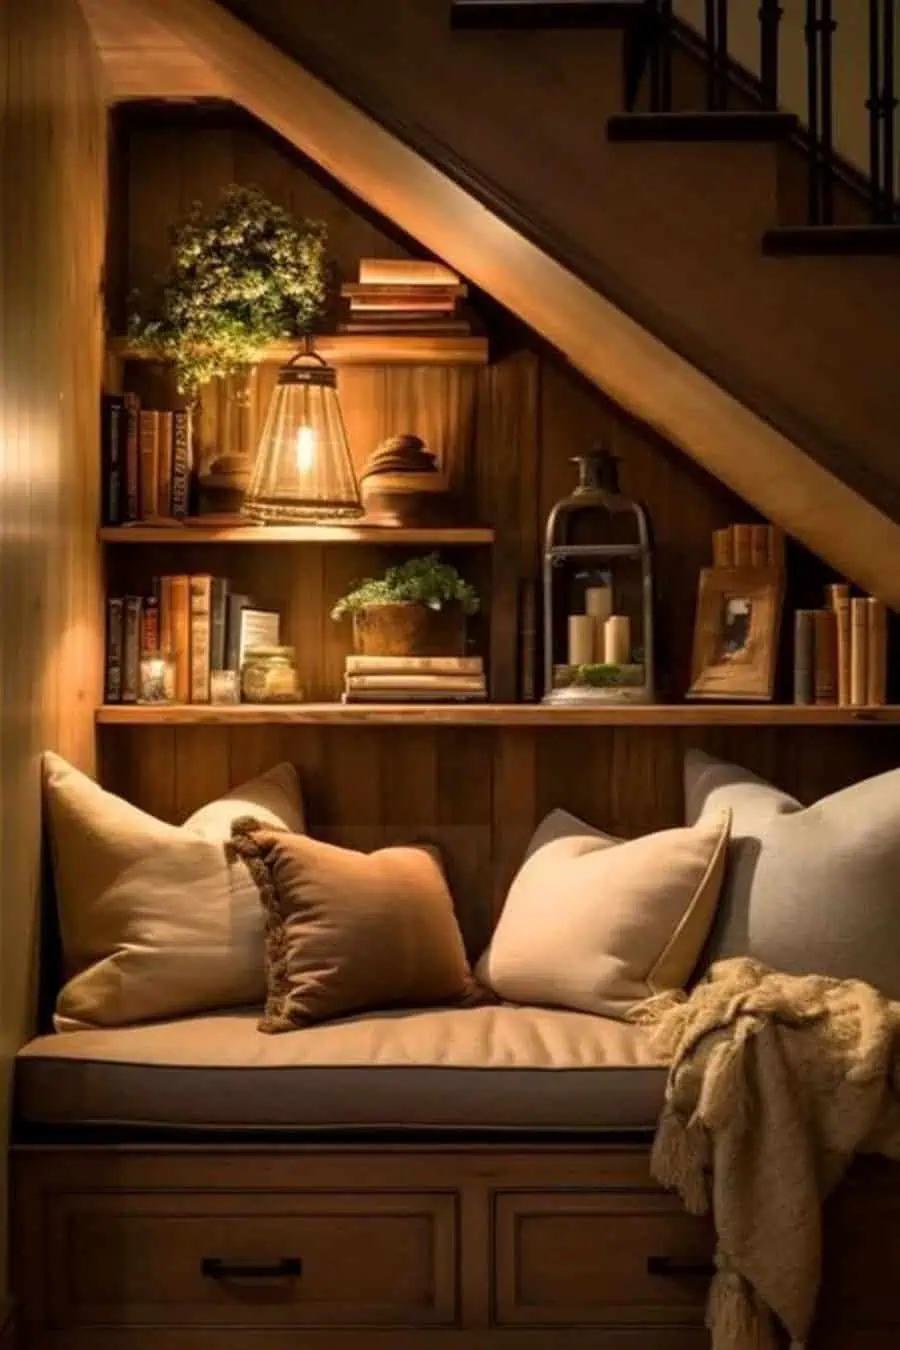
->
0, 0, 107, 1297
97, 106, 900, 956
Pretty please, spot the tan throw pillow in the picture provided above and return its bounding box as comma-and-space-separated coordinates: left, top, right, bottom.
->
44, 754, 304, 1031
230, 822, 475, 1032
476, 810, 731, 1018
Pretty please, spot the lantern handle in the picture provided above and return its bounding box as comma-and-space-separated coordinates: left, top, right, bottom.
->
284, 333, 329, 370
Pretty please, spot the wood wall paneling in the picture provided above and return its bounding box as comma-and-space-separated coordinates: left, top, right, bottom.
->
0, 0, 107, 1301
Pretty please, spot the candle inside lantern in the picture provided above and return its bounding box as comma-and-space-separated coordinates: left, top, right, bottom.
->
568, 615, 595, 666
139, 650, 175, 704
604, 615, 631, 666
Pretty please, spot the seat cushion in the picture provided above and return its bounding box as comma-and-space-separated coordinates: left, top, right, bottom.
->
15, 1004, 667, 1134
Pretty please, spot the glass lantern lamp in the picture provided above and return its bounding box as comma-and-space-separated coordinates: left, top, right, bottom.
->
242, 345, 363, 523
542, 448, 655, 705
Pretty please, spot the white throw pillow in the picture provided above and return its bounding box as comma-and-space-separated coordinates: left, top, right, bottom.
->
476, 809, 730, 1018
43, 753, 304, 1030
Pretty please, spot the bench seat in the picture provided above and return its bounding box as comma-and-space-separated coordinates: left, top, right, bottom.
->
16, 1002, 666, 1133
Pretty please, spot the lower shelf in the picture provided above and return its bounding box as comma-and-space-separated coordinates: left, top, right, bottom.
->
95, 703, 900, 727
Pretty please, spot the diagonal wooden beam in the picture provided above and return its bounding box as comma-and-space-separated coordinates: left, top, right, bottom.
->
116, 0, 900, 606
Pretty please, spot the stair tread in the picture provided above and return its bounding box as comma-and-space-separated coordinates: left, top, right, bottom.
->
609, 110, 798, 143
763, 224, 900, 256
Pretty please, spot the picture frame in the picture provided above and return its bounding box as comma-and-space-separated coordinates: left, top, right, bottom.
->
688, 566, 784, 701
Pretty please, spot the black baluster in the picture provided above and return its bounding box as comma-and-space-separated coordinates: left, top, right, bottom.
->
883, 0, 896, 219
820, 0, 835, 224
869, 0, 883, 220
715, 0, 729, 110
759, 0, 783, 111
705, 0, 717, 110
806, 0, 822, 224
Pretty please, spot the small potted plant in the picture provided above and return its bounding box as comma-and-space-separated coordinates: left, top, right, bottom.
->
331, 553, 480, 657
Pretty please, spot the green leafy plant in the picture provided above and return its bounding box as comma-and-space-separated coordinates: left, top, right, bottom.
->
128, 184, 327, 399
331, 553, 480, 621
554, 662, 645, 689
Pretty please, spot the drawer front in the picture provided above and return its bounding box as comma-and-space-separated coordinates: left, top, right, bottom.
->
494, 1190, 714, 1327
47, 1190, 458, 1329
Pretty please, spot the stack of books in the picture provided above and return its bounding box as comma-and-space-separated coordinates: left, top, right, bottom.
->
794, 584, 887, 707
106, 576, 279, 704
101, 393, 192, 525
711, 522, 785, 569
339, 258, 472, 336
342, 655, 487, 704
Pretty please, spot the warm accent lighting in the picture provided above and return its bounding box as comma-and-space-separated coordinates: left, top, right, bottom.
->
242, 346, 362, 523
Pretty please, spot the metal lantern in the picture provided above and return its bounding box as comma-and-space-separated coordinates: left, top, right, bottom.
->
242, 346, 363, 524
542, 449, 655, 705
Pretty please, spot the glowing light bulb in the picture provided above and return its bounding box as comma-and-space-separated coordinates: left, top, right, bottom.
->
296, 424, 316, 473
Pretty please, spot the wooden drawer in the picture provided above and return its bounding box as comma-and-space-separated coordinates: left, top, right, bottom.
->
46, 1190, 458, 1329
494, 1190, 714, 1327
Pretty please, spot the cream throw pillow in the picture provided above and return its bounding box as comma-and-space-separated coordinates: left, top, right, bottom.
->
476, 810, 731, 1018
43, 753, 304, 1031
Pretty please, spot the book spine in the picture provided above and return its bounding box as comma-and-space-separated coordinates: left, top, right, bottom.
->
157, 410, 174, 518
867, 597, 887, 706
169, 575, 191, 702
768, 527, 785, 569
210, 576, 229, 672
123, 392, 141, 523
793, 609, 814, 705
189, 575, 213, 703
812, 608, 838, 705
732, 524, 752, 568
850, 597, 868, 707
342, 283, 467, 302
138, 410, 160, 518
337, 320, 473, 335
101, 394, 125, 526
141, 595, 160, 657
711, 526, 733, 568
122, 595, 143, 703
225, 594, 250, 672
171, 410, 192, 520
158, 576, 173, 659
826, 583, 851, 706
344, 674, 486, 692
344, 655, 484, 675
749, 524, 769, 568
105, 596, 125, 703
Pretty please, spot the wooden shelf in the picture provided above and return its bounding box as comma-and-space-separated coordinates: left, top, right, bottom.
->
98, 521, 495, 545
109, 333, 490, 368
95, 703, 900, 728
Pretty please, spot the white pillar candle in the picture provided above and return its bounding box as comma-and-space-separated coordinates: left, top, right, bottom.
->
604, 615, 631, 665
585, 584, 613, 625
568, 615, 595, 666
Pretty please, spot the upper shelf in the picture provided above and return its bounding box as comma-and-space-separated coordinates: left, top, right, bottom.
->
99, 521, 495, 545
109, 334, 490, 368
95, 703, 900, 727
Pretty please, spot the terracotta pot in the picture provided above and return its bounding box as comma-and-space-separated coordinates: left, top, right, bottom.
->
352, 603, 467, 657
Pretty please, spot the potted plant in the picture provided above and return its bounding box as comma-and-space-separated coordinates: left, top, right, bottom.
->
331, 554, 480, 657
128, 185, 328, 510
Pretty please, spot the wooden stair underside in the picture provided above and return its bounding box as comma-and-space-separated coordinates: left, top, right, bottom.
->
80, 0, 900, 609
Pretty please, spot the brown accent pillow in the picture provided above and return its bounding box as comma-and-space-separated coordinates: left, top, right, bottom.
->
230, 820, 476, 1032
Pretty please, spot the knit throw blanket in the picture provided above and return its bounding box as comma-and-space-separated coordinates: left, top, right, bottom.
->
630, 958, 900, 1350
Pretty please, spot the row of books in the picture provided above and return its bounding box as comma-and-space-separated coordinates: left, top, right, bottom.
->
338, 258, 474, 336
712, 522, 785, 570
101, 393, 193, 526
794, 586, 888, 706
341, 655, 487, 704
105, 577, 279, 704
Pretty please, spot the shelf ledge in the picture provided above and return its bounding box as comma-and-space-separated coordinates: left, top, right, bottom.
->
99, 522, 495, 545
110, 333, 490, 368
95, 703, 900, 728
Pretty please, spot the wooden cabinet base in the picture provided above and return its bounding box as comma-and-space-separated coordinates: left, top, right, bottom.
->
12, 1144, 900, 1349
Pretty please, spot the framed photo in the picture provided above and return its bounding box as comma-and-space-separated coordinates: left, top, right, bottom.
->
688, 567, 784, 701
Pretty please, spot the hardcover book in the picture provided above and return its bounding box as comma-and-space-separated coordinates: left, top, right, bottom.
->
122, 595, 143, 703
101, 394, 125, 527
123, 393, 141, 524
189, 575, 213, 703
105, 596, 125, 703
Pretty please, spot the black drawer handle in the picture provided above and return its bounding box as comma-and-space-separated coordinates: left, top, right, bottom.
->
647, 1256, 716, 1279
201, 1257, 303, 1281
